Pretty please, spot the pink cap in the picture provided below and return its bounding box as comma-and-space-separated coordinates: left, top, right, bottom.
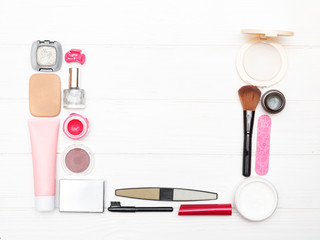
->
65, 49, 86, 65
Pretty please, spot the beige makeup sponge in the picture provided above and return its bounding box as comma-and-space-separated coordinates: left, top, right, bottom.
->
29, 73, 61, 117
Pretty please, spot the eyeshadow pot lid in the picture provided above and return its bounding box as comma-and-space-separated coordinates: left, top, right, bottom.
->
62, 145, 94, 175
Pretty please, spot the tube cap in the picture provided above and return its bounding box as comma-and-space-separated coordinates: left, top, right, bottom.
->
35, 196, 55, 211
178, 204, 232, 216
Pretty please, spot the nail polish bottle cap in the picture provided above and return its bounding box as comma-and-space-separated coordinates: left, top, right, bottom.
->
69, 68, 80, 89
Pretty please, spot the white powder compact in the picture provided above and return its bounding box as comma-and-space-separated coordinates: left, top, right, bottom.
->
59, 179, 105, 213
234, 177, 278, 221
31, 40, 62, 72
236, 29, 293, 87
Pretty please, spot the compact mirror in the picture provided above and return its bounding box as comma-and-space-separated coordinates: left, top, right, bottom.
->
236, 29, 293, 87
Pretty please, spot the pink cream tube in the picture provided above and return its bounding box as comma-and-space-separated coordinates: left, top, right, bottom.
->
28, 118, 60, 211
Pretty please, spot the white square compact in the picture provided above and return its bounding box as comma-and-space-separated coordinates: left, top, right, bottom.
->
59, 179, 105, 213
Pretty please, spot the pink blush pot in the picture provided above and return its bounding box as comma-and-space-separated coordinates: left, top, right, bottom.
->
62, 145, 94, 175
63, 113, 89, 140
68, 119, 84, 135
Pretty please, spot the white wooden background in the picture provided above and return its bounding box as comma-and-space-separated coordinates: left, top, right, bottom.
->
0, 0, 320, 239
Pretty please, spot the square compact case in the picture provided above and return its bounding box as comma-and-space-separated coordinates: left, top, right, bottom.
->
31, 40, 62, 72
59, 179, 105, 213
29, 73, 61, 117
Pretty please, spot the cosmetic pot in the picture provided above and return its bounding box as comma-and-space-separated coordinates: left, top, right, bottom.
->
234, 177, 278, 221
63, 113, 89, 140
62, 145, 94, 175
261, 90, 286, 113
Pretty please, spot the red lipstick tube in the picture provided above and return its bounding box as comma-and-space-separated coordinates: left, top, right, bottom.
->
178, 204, 232, 216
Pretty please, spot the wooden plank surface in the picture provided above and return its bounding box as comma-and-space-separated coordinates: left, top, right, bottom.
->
1, 209, 320, 240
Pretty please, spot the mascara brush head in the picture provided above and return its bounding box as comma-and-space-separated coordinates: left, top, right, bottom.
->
238, 85, 261, 111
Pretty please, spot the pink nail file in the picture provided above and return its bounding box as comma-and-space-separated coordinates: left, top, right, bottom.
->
255, 115, 271, 176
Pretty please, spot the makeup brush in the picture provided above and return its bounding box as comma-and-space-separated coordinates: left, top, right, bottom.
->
238, 85, 261, 177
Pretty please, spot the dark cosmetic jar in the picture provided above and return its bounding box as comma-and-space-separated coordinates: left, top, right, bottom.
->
261, 90, 286, 114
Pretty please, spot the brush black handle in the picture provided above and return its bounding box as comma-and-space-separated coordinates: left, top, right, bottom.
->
136, 207, 173, 212
109, 206, 173, 212
108, 202, 173, 212
243, 110, 255, 177
243, 133, 252, 177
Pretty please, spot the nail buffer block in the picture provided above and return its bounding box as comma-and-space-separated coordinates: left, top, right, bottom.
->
255, 115, 271, 176
115, 188, 218, 201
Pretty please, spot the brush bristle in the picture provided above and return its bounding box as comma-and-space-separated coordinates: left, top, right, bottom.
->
238, 85, 261, 111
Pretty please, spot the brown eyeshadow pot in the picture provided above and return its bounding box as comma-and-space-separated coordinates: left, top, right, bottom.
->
63, 145, 93, 175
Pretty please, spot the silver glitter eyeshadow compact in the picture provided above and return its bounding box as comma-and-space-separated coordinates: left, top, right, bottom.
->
31, 40, 62, 72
